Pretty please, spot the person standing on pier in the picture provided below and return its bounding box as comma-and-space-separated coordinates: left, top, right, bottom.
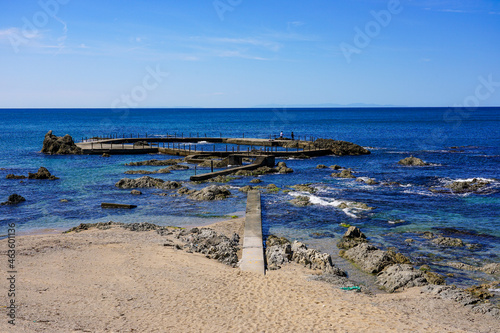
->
280, 131, 283, 139
291, 131, 294, 140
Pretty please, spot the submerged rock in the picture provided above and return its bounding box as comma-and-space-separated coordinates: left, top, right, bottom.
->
431, 236, 465, 247
130, 190, 142, 195
115, 176, 181, 190
1, 194, 26, 205
276, 162, 293, 174
376, 264, 428, 292
41, 130, 82, 155
28, 167, 59, 180
238, 185, 254, 193
188, 185, 231, 201
330, 164, 343, 170
316, 164, 327, 169
356, 177, 379, 185
398, 156, 428, 166
290, 184, 317, 193
250, 178, 262, 184
313, 139, 370, 156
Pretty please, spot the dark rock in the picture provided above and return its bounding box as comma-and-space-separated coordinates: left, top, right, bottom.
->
290, 184, 317, 193
6, 174, 26, 179
122, 222, 160, 232
330, 165, 343, 170
1, 194, 26, 205
60, 199, 69, 203
376, 264, 428, 292
102, 153, 111, 157
398, 156, 428, 166
313, 139, 370, 156
166, 164, 190, 171
481, 263, 500, 274
177, 187, 196, 195
356, 177, 379, 185
424, 271, 446, 285
115, 176, 165, 189
276, 162, 293, 174
28, 167, 59, 180
250, 178, 262, 184
197, 158, 229, 168
41, 130, 82, 155
316, 164, 327, 169
64, 221, 124, 233
130, 190, 142, 195
188, 185, 231, 201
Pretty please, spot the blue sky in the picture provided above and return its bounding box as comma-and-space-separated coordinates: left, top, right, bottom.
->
1, 0, 499, 108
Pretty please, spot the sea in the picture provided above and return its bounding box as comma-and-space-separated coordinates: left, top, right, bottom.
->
1, 107, 499, 288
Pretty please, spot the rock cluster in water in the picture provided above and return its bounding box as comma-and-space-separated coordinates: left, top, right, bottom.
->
41, 130, 82, 155
7, 167, 59, 180
1, 194, 26, 205
313, 139, 371, 156
125, 159, 183, 166
115, 176, 182, 190
187, 185, 231, 201
331, 169, 355, 178
398, 156, 428, 166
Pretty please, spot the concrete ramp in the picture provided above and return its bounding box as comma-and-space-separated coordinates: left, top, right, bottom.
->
240, 191, 265, 274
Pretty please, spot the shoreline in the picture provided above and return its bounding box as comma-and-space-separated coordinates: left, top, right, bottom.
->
1, 219, 499, 332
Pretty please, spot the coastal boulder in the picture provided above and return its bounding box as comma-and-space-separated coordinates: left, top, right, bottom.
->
1, 194, 26, 205
115, 176, 181, 190
28, 167, 59, 180
398, 156, 428, 166
41, 130, 82, 155
276, 162, 293, 174
314, 139, 370, 156
188, 185, 231, 201
265, 236, 292, 270
341, 243, 395, 274
289, 195, 312, 207
337, 226, 367, 250
6, 174, 26, 179
376, 264, 428, 292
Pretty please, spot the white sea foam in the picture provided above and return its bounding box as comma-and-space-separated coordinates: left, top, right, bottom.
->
197, 141, 209, 144
288, 192, 371, 219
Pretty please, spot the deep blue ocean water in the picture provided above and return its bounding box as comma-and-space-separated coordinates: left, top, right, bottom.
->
1, 107, 499, 287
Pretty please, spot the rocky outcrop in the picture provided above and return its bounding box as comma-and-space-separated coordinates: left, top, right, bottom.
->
337, 201, 374, 210
313, 139, 370, 156
28, 167, 59, 180
316, 164, 327, 169
1, 194, 26, 205
125, 159, 182, 166
180, 228, 240, 267
422, 285, 500, 318
337, 226, 367, 250
331, 169, 355, 179
41, 130, 82, 155
115, 176, 181, 190
330, 165, 343, 170
447, 262, 500, 275
289, 196, 312, 207
265, 235, 346, 277
376, 264, 428, 292
188, 185, 231, 201
340, 243, 395, 274
130, 190, 142, 195
125, 169, 171, 175
250, 178, 262, 184
445, 179, 491, 194
276, 162, 293, 174
398, 156, 428, 166
197, 158, 229, 168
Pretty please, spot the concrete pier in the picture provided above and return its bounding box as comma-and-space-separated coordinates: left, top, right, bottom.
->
240, 190, 265, 274
189, 156, 275, 181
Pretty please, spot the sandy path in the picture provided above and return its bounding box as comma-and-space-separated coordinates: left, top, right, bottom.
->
1, 223, 498, 332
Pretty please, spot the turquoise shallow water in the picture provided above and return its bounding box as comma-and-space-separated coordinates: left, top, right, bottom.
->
0, 107, 499, 287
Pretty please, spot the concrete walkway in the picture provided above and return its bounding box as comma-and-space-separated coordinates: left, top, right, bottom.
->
240, 191, 265, 275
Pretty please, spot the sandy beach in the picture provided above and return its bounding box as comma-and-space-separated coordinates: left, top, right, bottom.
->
1, 218, 498, 333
